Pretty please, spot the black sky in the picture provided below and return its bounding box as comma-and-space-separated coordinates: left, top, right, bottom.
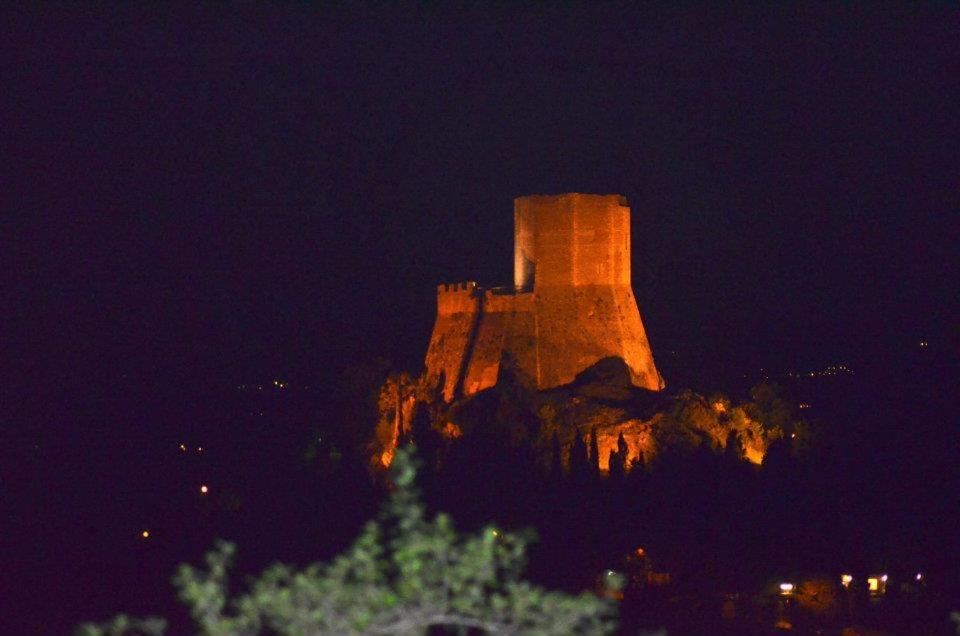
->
4, 5, 959, 401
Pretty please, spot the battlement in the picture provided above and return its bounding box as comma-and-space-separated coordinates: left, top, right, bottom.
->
436, 281, 480, 316
437, 281, 479, 294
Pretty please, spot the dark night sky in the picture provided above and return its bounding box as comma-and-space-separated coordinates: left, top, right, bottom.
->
2, 8, 960, 632
4, 5, 959, 402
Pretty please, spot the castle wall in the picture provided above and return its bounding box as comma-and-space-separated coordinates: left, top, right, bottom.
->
423, 282, 480, 402
462, 291, 535, 396
531, 285, 662, 390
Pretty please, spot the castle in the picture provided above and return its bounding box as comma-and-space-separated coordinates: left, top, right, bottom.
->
424, 193, 664, 402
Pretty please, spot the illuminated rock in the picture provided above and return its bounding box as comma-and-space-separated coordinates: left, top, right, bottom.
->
424, 193, 664, 402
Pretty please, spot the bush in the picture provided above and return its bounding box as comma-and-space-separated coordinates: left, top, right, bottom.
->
79, 447, 618, 635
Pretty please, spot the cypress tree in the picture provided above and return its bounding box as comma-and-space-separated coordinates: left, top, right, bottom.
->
570, 430, 589, 481
608, 449, 625, 482
589, 427, 601, 478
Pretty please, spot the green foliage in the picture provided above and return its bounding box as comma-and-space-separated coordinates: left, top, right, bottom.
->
75, 615, 167, 636
78, 447, 617, 635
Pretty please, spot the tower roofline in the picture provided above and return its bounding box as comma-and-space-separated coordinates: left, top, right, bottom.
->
514, 193, 629, 207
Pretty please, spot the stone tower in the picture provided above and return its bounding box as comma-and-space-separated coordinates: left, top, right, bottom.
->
424, 193, 663, 402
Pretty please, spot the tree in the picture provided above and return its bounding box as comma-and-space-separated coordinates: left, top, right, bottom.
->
550, 432, 563, 479
607, 449, 625, 482
608, 433, 629, 482
589, 427, 601, 478
79, 447, 618, 635
569, 430, 590, 481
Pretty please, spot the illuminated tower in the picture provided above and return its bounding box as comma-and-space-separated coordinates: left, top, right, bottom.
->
425, 193, 663, 401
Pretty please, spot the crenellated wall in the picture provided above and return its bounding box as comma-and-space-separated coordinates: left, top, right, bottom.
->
423, 282, 481, 401
425, 193, 664, 401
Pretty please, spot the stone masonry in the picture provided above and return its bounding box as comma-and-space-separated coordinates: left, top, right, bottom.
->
424, 193, 664, 401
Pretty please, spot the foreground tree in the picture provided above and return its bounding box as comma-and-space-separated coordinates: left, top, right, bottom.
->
79, 447, 618, 635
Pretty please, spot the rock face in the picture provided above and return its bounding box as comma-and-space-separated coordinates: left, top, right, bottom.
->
424, 193, 664, 402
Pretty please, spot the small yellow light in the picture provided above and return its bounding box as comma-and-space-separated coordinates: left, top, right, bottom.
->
779, 582, 794, 595
200, 484, 209, 494
179, 443, 186, 452
867, 577, 879, 591
841, 574, 853, 587
141, 530, 150, 539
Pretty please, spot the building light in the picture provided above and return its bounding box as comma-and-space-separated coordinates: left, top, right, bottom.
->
179, 443, 186, 452
200, 484, 209, 494
867, 574, 888, 595
841, 574, 853, 588
916, 573, 923, 581
141, 530, 150, 539
779, 583, 794, 595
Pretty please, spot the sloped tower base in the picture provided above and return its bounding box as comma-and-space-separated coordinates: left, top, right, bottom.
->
425, 193, 663, 402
